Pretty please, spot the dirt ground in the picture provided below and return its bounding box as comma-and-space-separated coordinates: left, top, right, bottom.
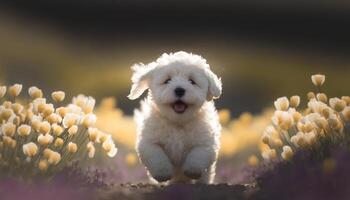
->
101, 183, 257, 200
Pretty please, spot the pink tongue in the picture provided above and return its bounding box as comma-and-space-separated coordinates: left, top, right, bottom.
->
174, 103, 186, 112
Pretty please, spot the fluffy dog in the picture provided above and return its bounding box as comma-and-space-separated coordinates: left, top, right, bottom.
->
128, 51, 222, 184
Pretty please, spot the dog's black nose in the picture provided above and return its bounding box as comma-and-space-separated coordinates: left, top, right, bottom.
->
174, 87, 185, 97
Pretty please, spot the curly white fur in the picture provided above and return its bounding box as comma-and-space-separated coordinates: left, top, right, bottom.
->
128, 51, 222, 184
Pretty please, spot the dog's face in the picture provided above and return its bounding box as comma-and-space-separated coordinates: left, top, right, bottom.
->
128, 52, 222, 122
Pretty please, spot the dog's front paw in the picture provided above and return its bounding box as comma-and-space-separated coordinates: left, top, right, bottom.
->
150, 166, 173, 183
153, 174, 172, 182
183, 164, 203, 180
184, 170, 201, 180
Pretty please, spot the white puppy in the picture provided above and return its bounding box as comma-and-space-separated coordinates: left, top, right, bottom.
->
128, 51, 222, 184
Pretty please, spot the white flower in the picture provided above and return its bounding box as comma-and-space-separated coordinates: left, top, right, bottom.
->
47, 113, 62, 124
0, 86, 6, 98
51, 91, 65, 102
1, 122, 16, 137
67, 142, 78, 153
88, 127, 99, 142
67, 104, 83, 115
289, 96, 300, 108
102, 138, 118, 157
62, 113, 80, 128
87, 142, 95, 158
73, 95, 96, 113
28, 86, 43, 99
32, 98, 47, 113
8, 84, 22, 97
37, 134, 53, 146
329, 97, 346, 112
311, 74, 325, 86
23, 142, 38, 157
39, 121, 51, 134
17, 124, 31, 136
48, 151, 61, 165
81, 114, 97, 127
262, 149, 277, 160
281, 145, 293, 160
68, 125, 78, 135
274, 97, 289, 111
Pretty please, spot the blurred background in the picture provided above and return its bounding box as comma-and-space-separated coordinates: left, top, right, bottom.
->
0, 0, 350, 183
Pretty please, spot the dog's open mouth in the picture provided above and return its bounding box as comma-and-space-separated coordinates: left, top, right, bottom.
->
172, 101, 188, 114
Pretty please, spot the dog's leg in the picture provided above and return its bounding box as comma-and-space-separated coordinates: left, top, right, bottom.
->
182, 146, 217, 183
137, 142, 174, 183
198, 162, 216, 184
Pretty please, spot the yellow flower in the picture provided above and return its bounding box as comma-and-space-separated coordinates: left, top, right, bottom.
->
43, 104, 54, 117
17, 124, 31, 136
28, 86, 43, 99
311, 74, 325, 87
0, 86, 6, 98
2, 122, 16, 137
22, 142, 38, 157
274, 97, 289, 111
8, 84, 22, 97
67, 142, 78, 153
51, 91, 65, 102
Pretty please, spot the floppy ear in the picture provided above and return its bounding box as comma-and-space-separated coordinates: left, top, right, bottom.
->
127, 63, 153, 100
206, 69, 222, 101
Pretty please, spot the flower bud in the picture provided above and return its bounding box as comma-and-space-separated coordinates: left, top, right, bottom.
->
17, 124, 31, 136
8, 84, 22, 97
289, 96, 300, 108
68, 125, 78, 136
37, 134, 53, 146
52, 91, 65, 102
281, 145, 294, 160
52, 124, 64, 136
48, 151, 61, 165
274, 97, 289, 111
316, 93, 328, 103
0, 86, 6, 98
67, 142, 78, 153
307, 92, 316, 100
28, 86, 43, 99
38, 159, 48, 171
2, 122, 16, 137
329, 97, 346, 112
311, 74, 325, 87
39, 121, 51, 135
23, 142, 38, 157
54, 138, 64, 148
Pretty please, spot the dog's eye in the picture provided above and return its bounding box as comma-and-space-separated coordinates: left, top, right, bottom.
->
164, 78, 171, 84
189, 79, 196, 85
